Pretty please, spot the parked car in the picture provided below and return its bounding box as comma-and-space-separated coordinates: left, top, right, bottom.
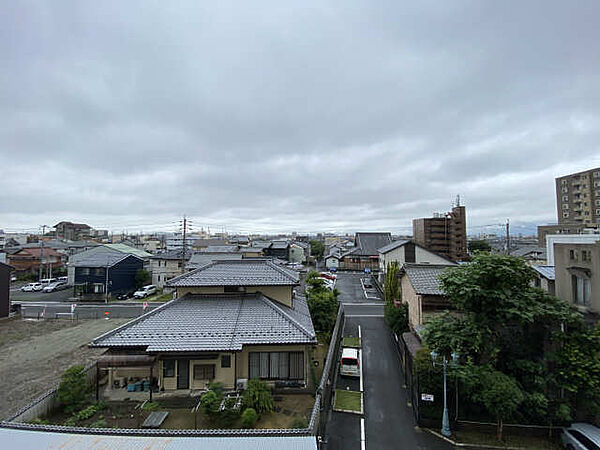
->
21, 282, 43, 292
561, 423, 600, 450
133, 285, 157, 299
42, 281, 69, 292
362, 278, 373, 288
319, 272, 337, 281
39, 278, 57, 285
57, 276, 68, 282
10, 275, 17, 282
340, 347, 360, 378
116, 290, 136, 300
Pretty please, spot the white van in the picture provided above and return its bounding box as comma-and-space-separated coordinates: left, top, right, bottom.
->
40, 278, 57, 285
340, 348, 360, 378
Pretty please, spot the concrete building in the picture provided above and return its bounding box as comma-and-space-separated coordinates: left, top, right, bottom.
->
555, 167, 600, 226
554, 242, 600, 321
545, 234, 600, 266
537, 223, 600, 246
532, 265, 556, 296
54, 221, 92, 240
413, 205, 468, 261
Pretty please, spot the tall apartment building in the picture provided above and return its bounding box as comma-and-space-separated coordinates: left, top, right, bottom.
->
412, 205, 468, 261
555, 167, 600, 226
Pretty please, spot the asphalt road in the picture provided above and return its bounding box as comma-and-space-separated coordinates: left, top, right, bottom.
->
16, 302, 160, 319
11, 287, 73, 302
326, 272, 451, 450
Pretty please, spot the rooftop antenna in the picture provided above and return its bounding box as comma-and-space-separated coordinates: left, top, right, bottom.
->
455, 194, 461, 208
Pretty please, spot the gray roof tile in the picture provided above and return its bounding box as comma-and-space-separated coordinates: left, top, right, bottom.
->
91, 293, 316, 351
377, 239, 410, 254
404, 263, 453, 295
70, 246, 143, 268
532, 265, 555, 280
168, 260, 299, 287
351, 232, 392, 256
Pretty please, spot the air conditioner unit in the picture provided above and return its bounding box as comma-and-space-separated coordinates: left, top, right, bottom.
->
236, 378, 248, 390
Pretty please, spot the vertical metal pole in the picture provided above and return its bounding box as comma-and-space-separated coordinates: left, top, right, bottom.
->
441, 358, 451, 437
96, 364, 99, 401
149, 365, 153, 402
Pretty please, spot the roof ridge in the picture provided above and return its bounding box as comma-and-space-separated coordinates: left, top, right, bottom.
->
258, 295, 314, 339
265, 260, 300, 282
90, 297, 181, 347
165, 261, 216, 286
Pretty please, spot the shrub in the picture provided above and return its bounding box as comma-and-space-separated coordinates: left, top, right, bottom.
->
57, 365, 91, 415
243, 379, 274, 414
89, 419, 109, 428
63, 416, 78, 427
200, 390, 221, 416
290, 416, 308, 429
241, 408, 258, 428
208, 382, 224, 396
142, 401, 159, 411
28, 418, 49, 425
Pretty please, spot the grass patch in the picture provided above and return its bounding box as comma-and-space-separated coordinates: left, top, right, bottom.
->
453, 430, 561, 449
334, 390, 362, 413
342, 337, 361, 348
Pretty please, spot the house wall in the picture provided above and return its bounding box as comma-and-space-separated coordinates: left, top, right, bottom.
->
555, 243, 600, 316
151, 259, 183, 288
325, 257, 339, 269
289, 246, 305, 264
0, 263, 11, 318
109, 256, 144, 294
175, 285, 293, 307
401, 276, 422, 328
236, 344, 310, 383
155, 346, 309, 391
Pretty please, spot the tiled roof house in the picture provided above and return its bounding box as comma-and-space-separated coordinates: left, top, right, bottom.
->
91, 259, 316, 394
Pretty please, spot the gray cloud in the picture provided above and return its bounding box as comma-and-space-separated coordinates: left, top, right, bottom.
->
1, 0, 600, 234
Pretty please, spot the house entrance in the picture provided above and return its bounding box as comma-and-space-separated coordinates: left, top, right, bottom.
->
177, 359, 189, 389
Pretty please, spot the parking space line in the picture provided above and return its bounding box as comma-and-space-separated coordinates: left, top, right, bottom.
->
361, 417, 366, 450
358, 325, 363, 392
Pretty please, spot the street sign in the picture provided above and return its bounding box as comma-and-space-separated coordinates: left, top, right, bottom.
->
364, 268, 371, 274
421, 394, 434, 402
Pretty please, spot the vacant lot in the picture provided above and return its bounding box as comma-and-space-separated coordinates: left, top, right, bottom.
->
0, 317, 128, 420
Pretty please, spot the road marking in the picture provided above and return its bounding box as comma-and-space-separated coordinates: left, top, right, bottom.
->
361, 417, 366, 450
358, 325, 363, 392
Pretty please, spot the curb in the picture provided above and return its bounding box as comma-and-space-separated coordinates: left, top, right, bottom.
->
332, 391, 364, 416
424, 428, 528, 449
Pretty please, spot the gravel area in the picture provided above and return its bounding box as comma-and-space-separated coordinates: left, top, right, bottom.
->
0, 317, 129, 420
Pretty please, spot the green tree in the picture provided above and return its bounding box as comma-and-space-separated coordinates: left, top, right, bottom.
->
305, 270, 339, 337
384, 262, 408, 335
468, 240, 492, 253
244, 379, 274, 414
476, 369, 524, 441
309, 240, 324, 260
57, 365, 91, 414
134, 269, 151, 289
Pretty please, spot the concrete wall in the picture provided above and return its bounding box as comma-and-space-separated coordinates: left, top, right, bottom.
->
414, 246, 452, 265
555, 243, 600, 315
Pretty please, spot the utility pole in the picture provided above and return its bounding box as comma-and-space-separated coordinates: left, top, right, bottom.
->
180, 216, 192, 274
505, 219, 510, 254
38, 225, 48, 281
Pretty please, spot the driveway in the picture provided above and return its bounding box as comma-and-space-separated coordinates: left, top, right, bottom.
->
325, 273, 450, 450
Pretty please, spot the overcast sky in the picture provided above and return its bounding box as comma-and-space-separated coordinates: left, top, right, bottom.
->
1, 1, 599, 236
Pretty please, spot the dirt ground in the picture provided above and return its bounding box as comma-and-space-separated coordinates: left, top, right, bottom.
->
0, 316, 129, 420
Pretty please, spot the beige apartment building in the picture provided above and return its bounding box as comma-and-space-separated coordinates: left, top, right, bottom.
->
555, 167, 600, 226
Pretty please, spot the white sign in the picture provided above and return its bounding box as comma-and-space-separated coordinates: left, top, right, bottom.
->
421, 394, 434, 402
70, 304, 77, 314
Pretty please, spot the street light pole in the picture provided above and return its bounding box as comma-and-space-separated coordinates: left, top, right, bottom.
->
441, 357, 451, 437
431, 350, 459, 438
